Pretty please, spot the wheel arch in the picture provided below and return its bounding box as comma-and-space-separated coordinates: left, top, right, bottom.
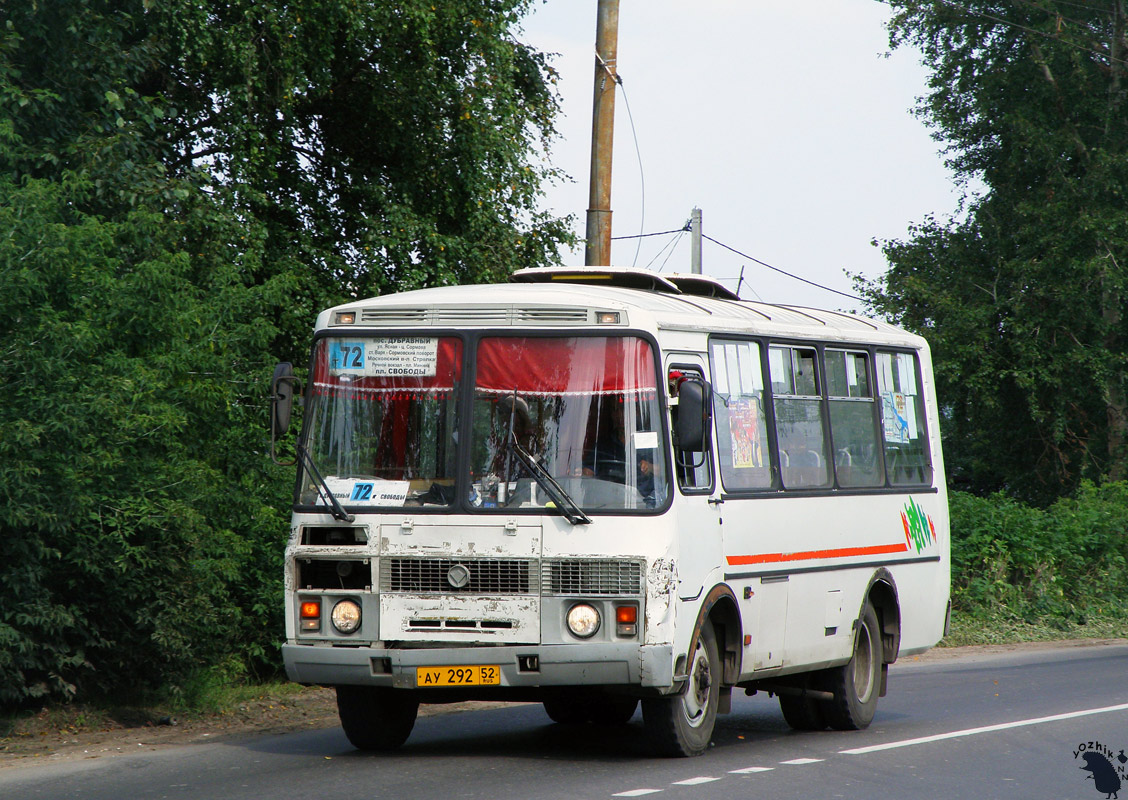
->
863, 568, 901, 666
689, 584, 742, 687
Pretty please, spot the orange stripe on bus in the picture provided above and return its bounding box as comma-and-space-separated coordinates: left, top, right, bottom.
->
726, 542, 910, 566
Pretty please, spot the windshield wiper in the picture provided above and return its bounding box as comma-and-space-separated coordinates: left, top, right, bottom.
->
296, 442, 355, 523
505, 433, 591, 526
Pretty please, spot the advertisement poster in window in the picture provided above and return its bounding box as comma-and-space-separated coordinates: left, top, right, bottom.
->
729, 398, 767, 468
883, 391, 911, 444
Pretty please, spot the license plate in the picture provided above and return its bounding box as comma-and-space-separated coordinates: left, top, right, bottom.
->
416, 665, 501, 687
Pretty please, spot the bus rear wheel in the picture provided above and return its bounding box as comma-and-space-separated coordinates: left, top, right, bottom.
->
778, 675, 828, 731
825, 602, 882, 730
642, 623, 720, 757
336, 686, 419, 751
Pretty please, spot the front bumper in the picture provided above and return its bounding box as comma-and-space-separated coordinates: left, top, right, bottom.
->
283, 642, 674, 690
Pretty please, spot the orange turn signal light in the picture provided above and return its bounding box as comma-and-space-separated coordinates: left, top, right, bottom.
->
615, 605, 637, 624
300, 601, 321, 619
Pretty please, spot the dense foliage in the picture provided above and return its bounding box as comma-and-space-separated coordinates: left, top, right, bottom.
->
0, 0, 569, 706
862, 1, 1128, 503
948, 483, 1128, 636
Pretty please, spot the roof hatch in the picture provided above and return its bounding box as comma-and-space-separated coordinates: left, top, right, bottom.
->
510, 267, 739, 300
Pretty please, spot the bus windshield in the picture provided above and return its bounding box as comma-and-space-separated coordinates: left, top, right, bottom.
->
299, 334, 668, 512
470, 335, 667, 512
301, 336, 463, 508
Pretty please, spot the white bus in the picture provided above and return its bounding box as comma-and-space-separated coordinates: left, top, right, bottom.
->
271, 267, 950, 757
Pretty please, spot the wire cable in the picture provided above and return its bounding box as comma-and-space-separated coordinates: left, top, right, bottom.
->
702, 234, 862, 302
606, 225, 860, 302
596, 50, 647, 266
611, 226, 687, 240
640, 229, 683, 271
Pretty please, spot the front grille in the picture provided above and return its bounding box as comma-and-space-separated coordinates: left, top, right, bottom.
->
381, 558, 536, 595
513, 308, 590, 325
359, 308, 429, 325
542, 560, 643, 596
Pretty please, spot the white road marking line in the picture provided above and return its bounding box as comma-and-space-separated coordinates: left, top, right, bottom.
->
779, 757, 824, 765
672, 777, 720, 786
729, 766, 775, 774
840, 702, 1128, 755
613, 790, 662, 797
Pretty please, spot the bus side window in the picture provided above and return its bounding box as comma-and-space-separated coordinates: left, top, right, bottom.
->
670, 368, 714, 492
709, 341, 772, 491
770, 346, 830, 489
876, 351, 933, 486
825, 350, 883, 487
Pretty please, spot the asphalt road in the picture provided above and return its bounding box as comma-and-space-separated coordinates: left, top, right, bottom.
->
3, 642, 1127, 800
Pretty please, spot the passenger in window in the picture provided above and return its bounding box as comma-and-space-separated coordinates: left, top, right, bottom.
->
790, 439, 821, 468
784, 438, 825, 487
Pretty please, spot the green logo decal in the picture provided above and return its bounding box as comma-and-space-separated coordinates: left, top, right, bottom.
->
901, 498, 936, 554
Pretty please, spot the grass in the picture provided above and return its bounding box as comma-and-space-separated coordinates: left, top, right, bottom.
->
0, 677, 312, 743
942, 606, 1128, 646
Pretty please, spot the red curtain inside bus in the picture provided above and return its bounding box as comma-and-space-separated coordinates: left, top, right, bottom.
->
475, 337, 657, 396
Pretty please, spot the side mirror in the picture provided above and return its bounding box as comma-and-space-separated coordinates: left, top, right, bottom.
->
675, 378, 712, 452
271, 362, 298, 442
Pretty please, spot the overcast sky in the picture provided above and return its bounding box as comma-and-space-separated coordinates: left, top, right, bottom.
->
518, 0, 964, 312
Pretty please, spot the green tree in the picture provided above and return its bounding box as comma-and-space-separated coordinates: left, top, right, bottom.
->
0, 0, 570, 705
148, 0, 573, 354
861, 0, 1128, 503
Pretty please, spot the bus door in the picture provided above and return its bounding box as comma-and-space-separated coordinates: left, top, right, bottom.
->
666, 355, 722, 602
709, 339, 788, 670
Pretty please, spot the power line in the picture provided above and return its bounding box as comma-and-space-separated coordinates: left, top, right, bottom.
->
648, 229, 687, 272
611, 226, 687, 240
702, 234, 862, 302
608, 225, 862, 302
616, 79, 646, 267
596, 50, 647, 266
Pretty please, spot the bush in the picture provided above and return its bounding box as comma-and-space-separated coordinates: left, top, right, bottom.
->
948, 482, 1128, 630
0, 176, 291, 707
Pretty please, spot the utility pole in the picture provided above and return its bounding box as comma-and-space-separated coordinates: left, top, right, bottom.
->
585, 0, 619, 267
690, 207, 702, 274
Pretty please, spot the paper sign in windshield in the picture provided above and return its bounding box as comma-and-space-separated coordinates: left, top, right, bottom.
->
329, 338, 438, 377
322, 477, 410, 506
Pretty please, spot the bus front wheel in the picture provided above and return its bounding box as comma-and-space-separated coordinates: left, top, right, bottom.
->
642, 623, 720, 757
825, 602, 882, 730
336, 685, 419, 751
543, 692, 639, 726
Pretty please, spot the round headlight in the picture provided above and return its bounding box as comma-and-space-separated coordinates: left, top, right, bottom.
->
331, 599, 362, 634
566, 603, 601, 639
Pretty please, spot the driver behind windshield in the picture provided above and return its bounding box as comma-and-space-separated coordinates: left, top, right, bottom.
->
582, 401, 655, 501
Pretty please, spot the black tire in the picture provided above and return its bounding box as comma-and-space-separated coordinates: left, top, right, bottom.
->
542, 692, 591, 725
824, 602, 882, 730
336, 685, 419, 751
778, 675, 827, 731
642, 623, 721, 757
543, 692, 639, 726
588, 696, 639, 726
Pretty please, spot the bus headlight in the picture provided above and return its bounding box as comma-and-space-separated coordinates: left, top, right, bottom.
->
331, 599, 362, 634
566, 603, 600, 638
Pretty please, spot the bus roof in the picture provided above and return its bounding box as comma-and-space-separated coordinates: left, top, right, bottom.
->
317, 268, 925, 349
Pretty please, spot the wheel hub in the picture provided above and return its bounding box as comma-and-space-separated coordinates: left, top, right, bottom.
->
682, 641, 712, 726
